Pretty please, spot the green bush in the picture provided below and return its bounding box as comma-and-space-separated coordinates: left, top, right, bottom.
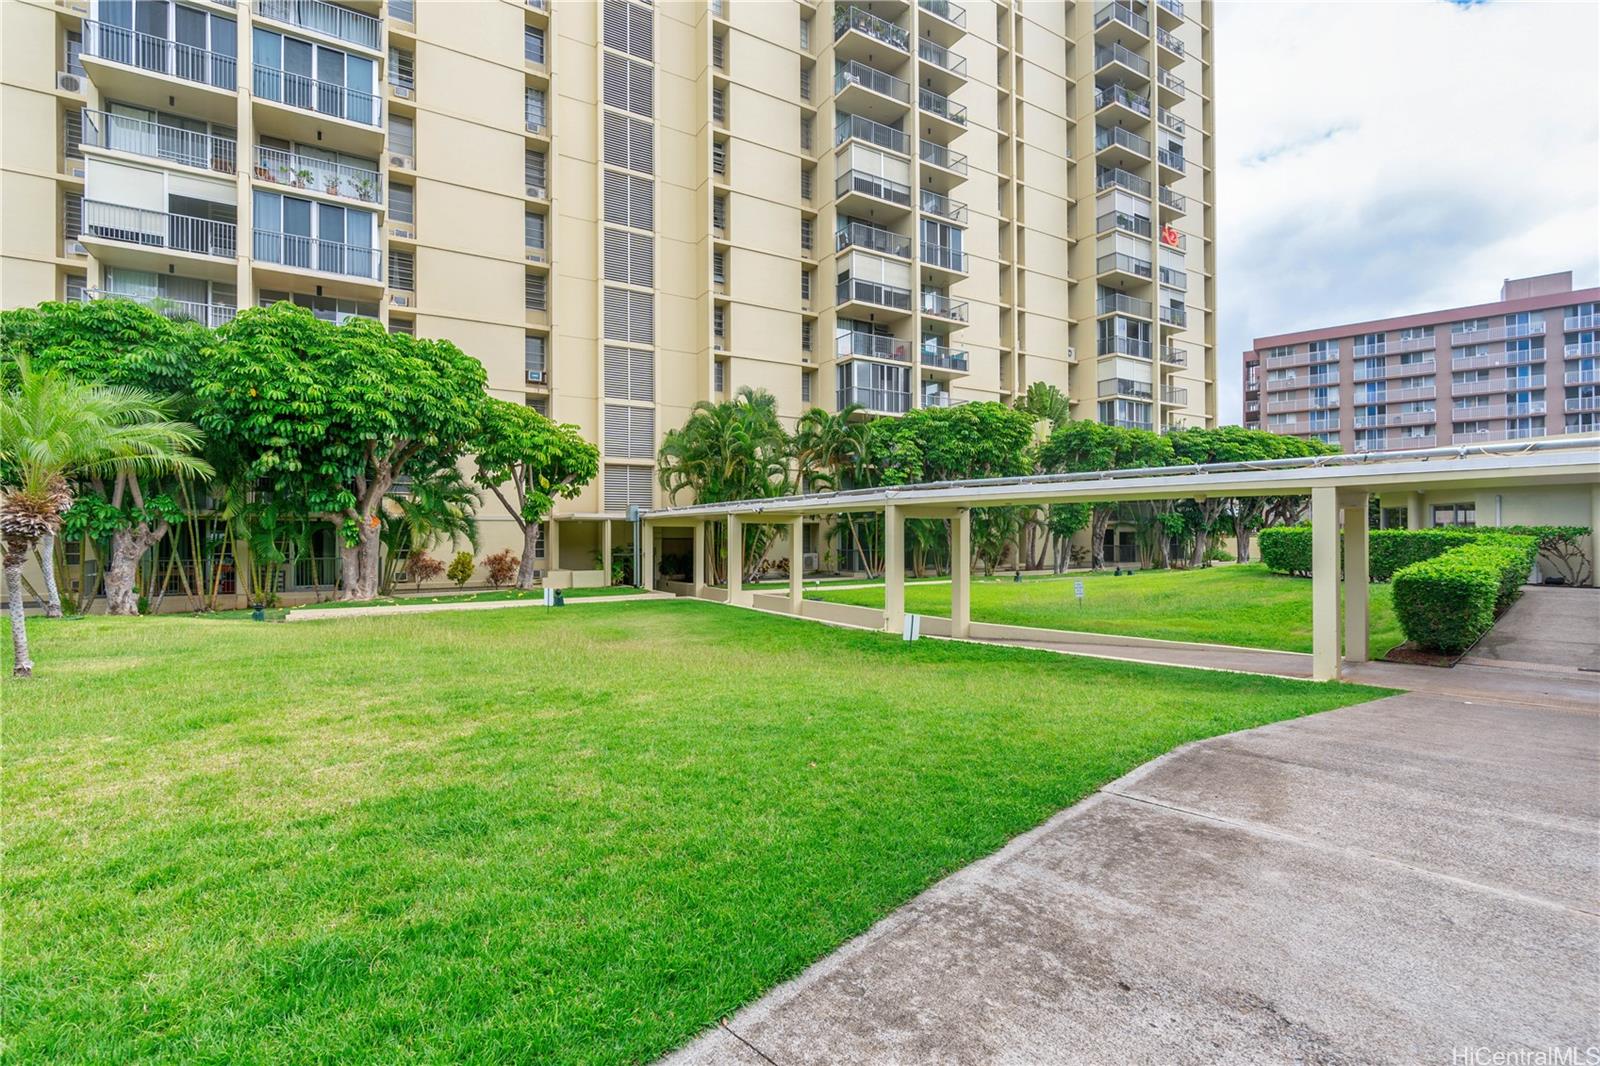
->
1368, 528, 1476, 581
1391, 534, 1538, 654
1259, 524, 1586, 583
1258, 526, 1312, 576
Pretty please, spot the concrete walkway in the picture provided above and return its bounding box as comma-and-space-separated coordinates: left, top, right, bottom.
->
283, 591, 673, 622
1461, 586, 1600, 673
665, 684, 1600, 1064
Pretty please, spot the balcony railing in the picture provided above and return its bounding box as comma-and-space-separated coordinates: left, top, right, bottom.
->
921, 343, 968, 371
837, 278, 912, 312
83, 201, 237, 258
835, 113, 908, 154
1156, 147, 1185, 172
87, 289, 237, 327
918, 0, 967, 28
1160, 305, 1188, 327
1564, 341, 1600, 358
837, 168, 912, 207
81, 108, 237, 175
1157, 67, 1186, 98
920, 188, 967, 224
1565, 313, 1600, 330
1157, 266, 1187, 290
1094, 2, 1149, 37
1098, 166, 1151, 196
838, 385, 911, 413
1155, 27, 1184, 56
1306, 372, 1340, 387
1161, 385, 1188, 406
254, 145, 382, 203
837, 220, 911, 259
835, 60, 910, 103
1109, 418, 1154, 432
838, 332, 911, 362
256, 0, 382, 51
1097, 252, 1153, 279
1160, 344, 1187, 367
918, 40, 967, 79
920, 242, 967, 272
253, 229, 381, 279
1450, 321, 1546, 344
1098, 336, 1152, 358
919, 140, 969, 175
1094, 83, 1151, 118
835, 6, 909, 52
1094, 43, 1149, 77
1157, 105, 1185, 135
254, 65, 381, 127
1099, 378, 1152, 399
922, 390, 955, 408
918, 87, 967, 126
921, 290, 968, 322
1567, 395, 1600, 413
1157, 0, 1185, 19
84, 21, 236, 90
1159, 186, 1186, 212
1354, 342, 1387, 357
1566, 368, 1600, 385
1096, 125, 1151, 157
1097, 291, 1151, 317
1097, 210, 1153, 239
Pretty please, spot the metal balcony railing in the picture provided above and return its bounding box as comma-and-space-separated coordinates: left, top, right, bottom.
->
921, 290, 969, 321
1354, 342, 1387, 357
1157, 0, 1185, 18
1160, 305, 1188, 327
1096, 125, 1151, 156
1095, 43, 1149, 77
1157, 105, 1185, 134
1160, 344, 1187, 367
81, 108, 237, 175
1566, 395, 1600, 413
1098, 336, 1152, 358
1110, 418, 1154, 431
834, 6, 909, 52
1157, 147, 1185, 172
1566, 368, 1600, 385
1161, 385, 1188, 405
838, 385, 911, 413
836, 220, 911, 259
835, 60, 910, 103
1157, 266, 1187, 291
1159, 186, 1186, 212
837, 168, 912, 207
1094, 83, 1151, 117
1097, 252, 1153, 279
1094, 2, 1150, 37
1097, 291, 1151, 317
256, 0, 382, 51
921, 343, 968, 371
253, 229, 381, 279
254, 145, 382, 203
922, 390, 955, 408
254, 65, 381, 127
918, 87, 967, 126
83, 201, 237, 258
918, 0, 967, 28
83, 21, 236, 90
919, 140, 969, 175
1564, 341, 1600, 358
1155, 26, 1184, 56
1098, 166, 1151, 196
87, 289, 238, 327
835, 113, 908, 154
1157, 67, 1186, 97
1565, 313, 1600, 330
1097, 210, 1153, 238
1450, 321, 1546, 343
918, 40, 967, 79
919, 188, 967, 224
920, 242, 967, 272
836, 278, 912, 312
838, 332, 911, 361
1099, 378, 1152, 399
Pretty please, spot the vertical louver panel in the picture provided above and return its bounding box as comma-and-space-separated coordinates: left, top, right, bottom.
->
525, 150, 547, 196
602, 113, 654, 174
525, 273, 547, 310
602, 53, 652, 118
602, 171, 653, 229
603, 0, 653, 61
604, 404, 655, 458
603, 345, 655, 402
603, 464, 653, 511
388, 250, 415, 291
603, 288, 654, 344
603, 229, 653, 287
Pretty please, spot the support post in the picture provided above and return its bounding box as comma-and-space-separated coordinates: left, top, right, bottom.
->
950, 508, 971, 639
1407, 491, 1424, 530
599, 520, 612, 583
1591, 485, 1600, 589
1341, 493, 1369, 664
727, 514, 743, 602
883, 504, 904, 634
546, 517, 561, 570
1311, 486, 1341, 681
692, 521, 706, 596
789, 516, 804, 613
639, 520, 654, 592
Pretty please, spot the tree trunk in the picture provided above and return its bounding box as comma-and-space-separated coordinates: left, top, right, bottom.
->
5, 547, 33, 677
1090, 506, 1112, 569
338, 517, 383, 601
38, 533, 63, 618
515, 523, 540, 589
1191, 527, 1209, 569
104, 524, 163, 616
1234, 515, 1252, 564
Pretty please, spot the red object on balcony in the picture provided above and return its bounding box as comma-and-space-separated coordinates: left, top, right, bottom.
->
1160, 225, 1180, 247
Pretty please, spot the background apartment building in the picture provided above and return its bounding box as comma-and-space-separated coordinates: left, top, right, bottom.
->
2, 0, 1215, 582
1244, 272, 1600, 452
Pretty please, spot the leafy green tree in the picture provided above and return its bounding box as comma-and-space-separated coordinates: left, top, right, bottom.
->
794, 405, 878, 574
1012, 382, 1071, 430
472, 398, 598, 589
1167, 426, 1296, 567
196, 304, 486, 601
0, 298, 210, 614
1046, 503, 1092, 572
380, 463, 483, 594
1233, 434, 1338, 563
1039, 420, 1174, 568
1, 361, 209, 675
447, 551, 475, 588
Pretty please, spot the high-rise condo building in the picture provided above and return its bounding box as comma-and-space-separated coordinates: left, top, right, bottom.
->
1243, 272, 1600, 452
2, 0, 1216, 581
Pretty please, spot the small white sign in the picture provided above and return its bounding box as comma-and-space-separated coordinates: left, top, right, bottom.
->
902, 613, 922, 642
1074, 579, 1085, 604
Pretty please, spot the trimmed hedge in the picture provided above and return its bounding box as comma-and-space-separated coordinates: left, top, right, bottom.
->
1257, 526, 1312, 576
1391, 534, 1539, 654
1259, 524, 1588, 582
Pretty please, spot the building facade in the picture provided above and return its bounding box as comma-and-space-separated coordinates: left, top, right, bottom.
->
3, 0, 1216, 583
1243, 272, 1600, 453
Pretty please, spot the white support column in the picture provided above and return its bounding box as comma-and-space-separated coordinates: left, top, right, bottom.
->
599, 520, 612, 581
692, 521, 706, 596
1311, 486, 1341, 682
546, 517, 561, 570
883, 504, 904, 633
1591, 486, 1600, 588
639, 520, 654, 591
789, 516, 804, 613
1407, 491, 1424, 530
727, 514, 743, 602
951, 508, 971, 639
1341, 494, 1369, 664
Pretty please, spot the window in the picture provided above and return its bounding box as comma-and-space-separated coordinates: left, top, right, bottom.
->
713, 194, 727, 233
800, 319, 813, 352
1399, 325, 1433, 341
63, 108, 83, 161
602, 170, 653, 228
525, 211, 546, 252
253, 190, 377, 277
603, 287, 653, 343
712, 32, 725, 69
389, 0, 413, 21
251, 28, 376, 123
602, 0, 653, 61
100, 2, 237, 90
603, 228, 654, 286
604, 404, 655, 458
388, 46, 414, 93
800, 166, 813, 200
801, 369, 813, 403
65, 273, 88, 302
388, 317, 413, 336
800, 217, 813, 253
525, 272, 547, 310
713, 305, 726, 348
603, 111, 653, 173
525, 87, 547, 132
714, 360, 725, 392
525, 150, 547, 197
389, 182, 414, 224
1432, 503, 1475, 527
712, 86, 726, 125
800, 268, 813, 302
525, 334, 547, 383
711, 139, 727, 177
524, 25, 545, 64
603, 464, 653, 511
526, 395, 549, 416
388, 249, 414, 290
800, 114, 813, 151
712, 251, 725, 286
65, 29, 85, 75
799, 14, 811, 49
603, 344, 654, 401
799, 65, 812, 100
603, 52, 653, 117
389, 114, 415, 159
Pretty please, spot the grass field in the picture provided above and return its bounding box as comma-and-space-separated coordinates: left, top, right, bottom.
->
287, 584, 643, 611
808, 563, 1406, 656
4, 602, 1389, 1064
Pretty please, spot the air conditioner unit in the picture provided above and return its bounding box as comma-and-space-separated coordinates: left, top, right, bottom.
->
390, 84, 413, 100
526, 370, 545, 384
56, 72, 85, 95
388, 223, 415, 239
802, 552, 819, 573
526, 184, 547, 199
69, 163, 86, 179
388, 292, 412, 307
526, 249, 546, 263
387, 153, 415, 170
65, 239, 87, 256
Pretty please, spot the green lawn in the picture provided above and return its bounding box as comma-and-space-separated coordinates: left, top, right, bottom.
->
4, 603, 1389, 1064
808, 563, 1406, 656
287, 584, 643, 612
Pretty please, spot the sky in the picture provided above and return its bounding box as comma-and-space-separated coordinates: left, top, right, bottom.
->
1211, 0, 1600, 424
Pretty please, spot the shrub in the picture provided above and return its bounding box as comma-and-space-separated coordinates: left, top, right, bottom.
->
1368, 528, 1476, 581
1258, 526, 1311, 576
1391, 534, 1537, 654
1204, 545, 1234, 563
1259, 524, 1577, 584
447, 551, 475, 588
484, 549, 519, 588
406, 551, 445, 589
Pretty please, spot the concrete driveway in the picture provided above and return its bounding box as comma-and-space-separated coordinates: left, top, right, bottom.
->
665, 682, 1600, 1064
1462, 586, 1600, 672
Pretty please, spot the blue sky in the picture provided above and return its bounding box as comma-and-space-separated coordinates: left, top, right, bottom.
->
1211, 0, 1600, 423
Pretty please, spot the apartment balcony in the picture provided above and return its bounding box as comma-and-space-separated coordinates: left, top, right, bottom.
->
1097, 166, 1151, 198
1505, 426, 1548, 440
1099, 378, 1153, 400
87, 288, 237, 328
1394, 333, 1437, 353
917, 0, 967, 47
835, 113, 909, 156
917, 87, 967, 137
836, 168, 912, 217
1451, 348, 1544, 371
917, 39, 967, 94
918, 141, 969, 193
920, 290, 969, 328
1155, 66, 1185, 104
253, 146, 383, 205
82, 201, 237, 269
81, 111, 236, 182
835, 61, 911, 124
1565, 367, 1600, 385
1094, 43, 1150, 81
1353, 342, 1386, 358
1097, 291, 1151, 317
1155, 26, 1184, 58
1156, 146, 1185, 177
1159, 344, 1188, 369
1506, 400, 1547, 417
1451, 430, 1504, 446
836, 277, 912, 319
1565, 312, 1600, 331
1566, 395, 1600, 413
922, 389, 956, 409
1094, 2, 1150, 41
1159, 304, 1188, 329
1157, 105, 1185, 135
1094, 83, 1152, 122
1355, 358, 1436, 381
1302, 418, 1340, 434
1306, 371, 1340, 387
837, 332, 912, 363
1095, 125, 1151, 169
1449, 321, 1546, 345
254, 229, 381, 283
256, 0, 383, 52
920, 241, 968, 278
1161, 384, 1188, 406
1564, 341, 1600, 359
1264, 349, 1309, 369
838, 384, 911, 414
1097, 209, 1152, 240
1452, 378, 1500, 397
1157, 264, 1187, 290
1155, 0, 1184, 30
82, 22, 237, 106
1108, 417, 1154, 432
834, 6, 910, 63
920, 342, 970, 373
1158, 185, 1187, 217
919, 187, 968, 225
1266, 395, 1313, 415
1098, 252, 1153, 283
837, 220, 911, 259
1098, 336, 1152, 359
253, 66, 383, 151
1387, 384, 1435, 403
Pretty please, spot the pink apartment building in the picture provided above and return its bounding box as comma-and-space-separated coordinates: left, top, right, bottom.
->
1242, 271, 1600, 451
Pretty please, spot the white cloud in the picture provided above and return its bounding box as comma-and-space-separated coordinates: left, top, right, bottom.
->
1213, 0, 1600, 423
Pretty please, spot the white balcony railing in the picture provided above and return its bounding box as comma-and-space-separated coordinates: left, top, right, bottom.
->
253, 229, 381, 279
87, 288, 238, 327
254, 145, 383, 203
81, 108, 237, 175
256, 0, 382, 51
83, 201, 237, 259
253, 65, 381, 127
84, 21, 237, 90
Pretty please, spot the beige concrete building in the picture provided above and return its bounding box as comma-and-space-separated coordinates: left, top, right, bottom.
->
2, 0, 1216, 587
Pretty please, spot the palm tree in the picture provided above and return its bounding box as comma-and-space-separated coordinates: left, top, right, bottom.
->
379, 463, 482, 594
1, 361, 210, 676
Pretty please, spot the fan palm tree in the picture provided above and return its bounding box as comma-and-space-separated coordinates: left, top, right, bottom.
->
379, 462, 482, 594
1, 360, 210, 676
